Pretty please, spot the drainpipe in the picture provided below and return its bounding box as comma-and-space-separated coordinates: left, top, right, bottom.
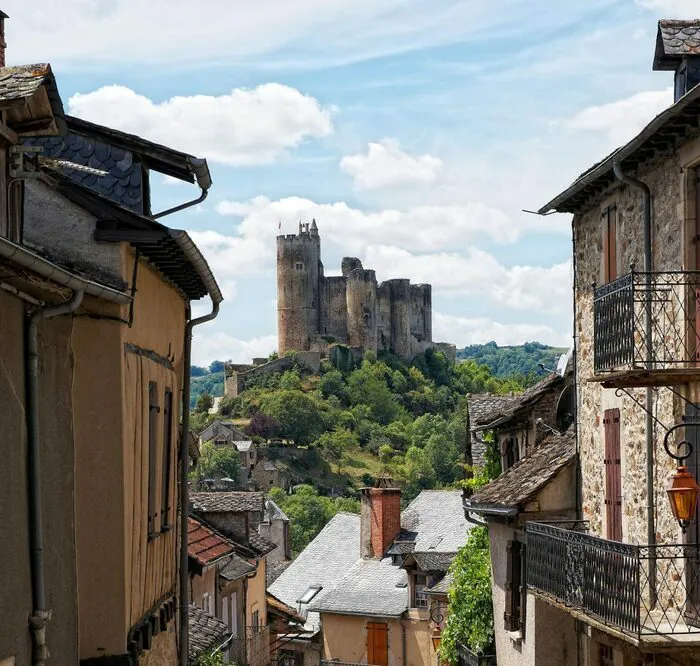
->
612, 159, 655, 604
179, 300, 220, 666
26, 288, 84, 666
154, 158, 212, 220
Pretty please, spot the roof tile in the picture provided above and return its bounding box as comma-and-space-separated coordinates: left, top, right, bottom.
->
191, 491, 265, 513
188, 517, 235, 566
188, 604, 231, 662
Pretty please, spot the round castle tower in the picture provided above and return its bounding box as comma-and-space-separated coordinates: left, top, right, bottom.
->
277, 220, 321, 355
346, 268, 378, 352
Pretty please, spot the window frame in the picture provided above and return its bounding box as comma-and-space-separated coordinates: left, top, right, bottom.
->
412, 573, 429, 609
504, 538, 527, 634
160, 387, 173, 532
147, 381, 160, 539
602, 204, 618, 284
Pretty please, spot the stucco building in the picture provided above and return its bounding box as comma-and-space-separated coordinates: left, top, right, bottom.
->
527, 18, 700, 665
277, 222, 452, 360
269, 485, 469, 666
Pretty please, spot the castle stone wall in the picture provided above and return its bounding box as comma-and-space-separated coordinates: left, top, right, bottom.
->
320, 276, 348, 342
377, 282, 392, 351
277, 232, 320, 355
411, 284, 432, 341
386, 279, 412, 359
341, 257, 363, 277
346, 269, 378, 351
224, 352, 321, 397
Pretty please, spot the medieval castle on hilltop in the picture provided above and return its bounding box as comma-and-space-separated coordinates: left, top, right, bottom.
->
277, 220, 448, 360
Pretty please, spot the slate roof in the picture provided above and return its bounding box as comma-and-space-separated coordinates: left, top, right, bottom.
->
265, 498, 290, 522
410, 552, 457, 574
263, 461, 279, 472
220, 553, 256, 582
248, 529, 277, 555
234, 440, 253, 452
190, 491, 265, 514
468, 428, 576, 510
188, 604, 231, 663
309, 557, 408, 617
268, 512, 361, 631
267, 560, 292, 586
654, 20, 700, 70
401, 490, 469, 553
427, 572, 453, 596
468, 394, 513, 429
188, 517, 235, 567
0, 64, 66, 135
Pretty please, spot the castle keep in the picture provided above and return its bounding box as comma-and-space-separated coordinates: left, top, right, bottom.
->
277, 221, 434, 359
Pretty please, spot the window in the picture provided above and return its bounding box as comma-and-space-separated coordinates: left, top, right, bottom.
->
252, 610, 260, 633
504, 540, 526, 633
603, 408, 622, 541
366, 622, 389, 666
599, 644, 614, 666
202, 592, 211, 615
295, 262, 304, 271
501, 436, 520, 471
147, 381, 159, 538
413, 573, 428, 608
160, 388, 173, 531
602, 204, 618, 283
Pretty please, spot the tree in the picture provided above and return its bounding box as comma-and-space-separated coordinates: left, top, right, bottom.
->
195, 392, 214, 413
260, 390, 324, 445
208, 360, 225, 373
245, 412, 281, 441
279, 368, 302, 390
191, 442, 241, 487
317, 428, 357, 473
347, 364, 401, 425
378, 443, 394, 468
318, 369, 349, 403
439, 526, 494, 663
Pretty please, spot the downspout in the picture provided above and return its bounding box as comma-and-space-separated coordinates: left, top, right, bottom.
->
154, 158, 212, 220
612, 159, 655, 604
179, 299, 220, 666
26, 288, 85, 666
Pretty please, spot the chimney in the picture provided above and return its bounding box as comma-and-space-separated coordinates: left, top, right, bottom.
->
653, 20, 700, 102
0, 12, 7, 69
360, 477, 401, 559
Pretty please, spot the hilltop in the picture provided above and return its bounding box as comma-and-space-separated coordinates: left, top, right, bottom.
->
456, 341, 567, 380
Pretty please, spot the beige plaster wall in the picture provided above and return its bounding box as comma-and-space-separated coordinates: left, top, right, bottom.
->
246, 558, 268, 627
190, 566, 218, 610
319, 613, 432, 666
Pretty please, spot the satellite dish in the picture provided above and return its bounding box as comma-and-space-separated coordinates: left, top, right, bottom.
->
555, 383, 575, 432
556, 347, 574, 377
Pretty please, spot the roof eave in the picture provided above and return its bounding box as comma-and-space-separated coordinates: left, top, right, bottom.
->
463, 499, 519, 517
538, 83, 700, 214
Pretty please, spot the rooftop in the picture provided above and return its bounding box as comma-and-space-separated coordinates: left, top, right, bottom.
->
219, 553, 256, 582
248, 529, 277, 556
468, 428, 576, 511
267, 593, 306, 626
401, 490, 469, 553
654, 20, 700, 70
267, 560, 292, 586
188, 604, 231, 663
265, 498, 290, 522
190, 491, 265, 514
187, 517, 235, 567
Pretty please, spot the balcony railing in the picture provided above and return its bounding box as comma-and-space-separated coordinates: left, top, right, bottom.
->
593, 270, 700, 377
456, 643, 497, 666
228, 625, 271, 666
527, 521, 700, 639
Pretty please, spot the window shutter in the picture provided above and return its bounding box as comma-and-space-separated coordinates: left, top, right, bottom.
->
147, 381, 159, 537
504, 540, 518, 631
519, 543, 527, 635
602, 205, 618, 283
161, 388, 173, 529
603, 408, 622, 541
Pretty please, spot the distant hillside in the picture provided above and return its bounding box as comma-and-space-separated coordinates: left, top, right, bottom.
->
456, 342, 567, 379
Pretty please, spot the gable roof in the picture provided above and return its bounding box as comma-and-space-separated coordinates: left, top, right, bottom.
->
199, 420, 248, 442
265, 498, 289, 522
267, 593, 306, 626
539, 82, 700, 215
467, 428, 576, 513
654, 20, 700, 70
267, 559, 292, 586
248, 529, 277, 556
219, 553, 256, 582
400, 490, 469, 553
309, 557, 408, 618
468, 394, 514, 429
233, 440, 253, 452
39, 168, 221, 302
0, 64, 66, 136
188, 517, 235, 567
188, 604, 231, 663
190, 491, 265, 514
268, 512, 361, 631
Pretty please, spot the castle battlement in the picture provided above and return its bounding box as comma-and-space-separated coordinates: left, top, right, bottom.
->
276, 220, 434, 359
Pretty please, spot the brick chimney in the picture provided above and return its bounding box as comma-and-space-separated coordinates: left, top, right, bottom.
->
360, 477, 401, 559
0, 11, 7, 69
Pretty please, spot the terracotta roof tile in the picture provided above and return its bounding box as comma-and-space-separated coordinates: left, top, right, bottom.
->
188, 517, 235, 566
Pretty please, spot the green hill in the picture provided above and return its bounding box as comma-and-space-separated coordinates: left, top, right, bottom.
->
456, 341, 568, 379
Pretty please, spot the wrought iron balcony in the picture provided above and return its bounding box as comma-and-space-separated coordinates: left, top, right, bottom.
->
527, 521, 700, 642
593, 270, 700, 387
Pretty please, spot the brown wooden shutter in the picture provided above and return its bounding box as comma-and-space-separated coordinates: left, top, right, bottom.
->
367, 622, 388, 666
604, 408, 622, 541
504, 540, 521, 631
160, 388, 173, 529
147, 381, 159, 537
519, 543, 527, 635
694, 169, 700, 361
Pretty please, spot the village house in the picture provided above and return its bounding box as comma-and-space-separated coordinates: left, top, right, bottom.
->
198, 420, 258, 486
269, 484, 468, 666
528, 17, 700, 665
0, 14, 224, 665
252, 458, 289, 490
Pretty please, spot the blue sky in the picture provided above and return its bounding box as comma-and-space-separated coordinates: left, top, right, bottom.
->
7, 0, 695, 366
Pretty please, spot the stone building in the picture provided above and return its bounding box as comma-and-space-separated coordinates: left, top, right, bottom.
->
527, 18, 700, 666
276, 222, 440, 359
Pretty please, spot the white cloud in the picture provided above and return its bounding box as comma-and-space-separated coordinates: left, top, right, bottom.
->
636, 0, 700, 16
67, 84, 333, 165
191, 332, 278, 367
433, 312, 572, 349
340, 139, 442, 189
563, 88, 673, 145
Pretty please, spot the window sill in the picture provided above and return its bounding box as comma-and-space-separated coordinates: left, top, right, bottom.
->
507, 629, 523, 645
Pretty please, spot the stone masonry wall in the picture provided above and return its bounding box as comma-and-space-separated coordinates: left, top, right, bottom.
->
224, 352, 321, 397
574, 149, 688, 546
